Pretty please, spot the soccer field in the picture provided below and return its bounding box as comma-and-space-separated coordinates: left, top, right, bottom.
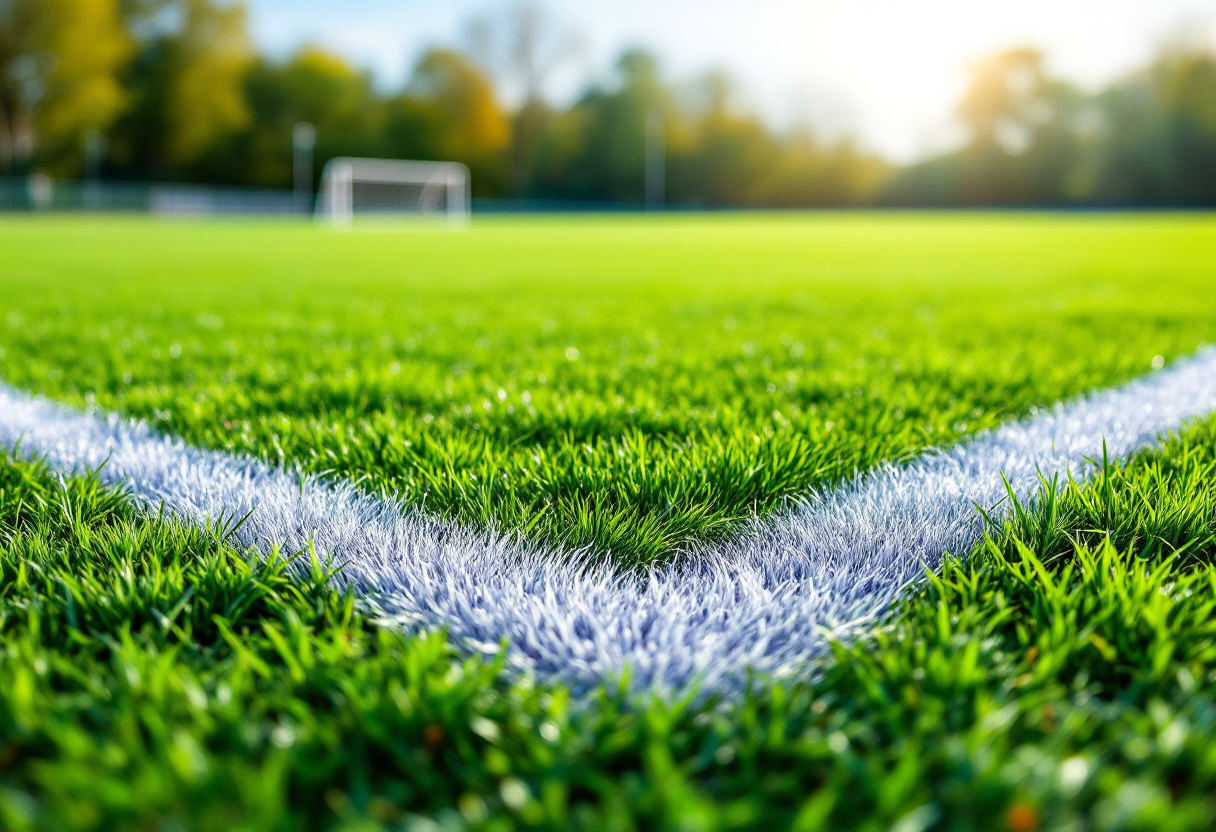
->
2, 214, 1216, 829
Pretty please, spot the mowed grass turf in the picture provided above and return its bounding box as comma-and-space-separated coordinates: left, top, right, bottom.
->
3, 214, 1216, 830
1, 214, 1214, 563
3, 396, 1216, 831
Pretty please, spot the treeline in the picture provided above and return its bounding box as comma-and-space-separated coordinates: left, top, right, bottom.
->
3, 0, 1216, 206
888, 47, 1216, 206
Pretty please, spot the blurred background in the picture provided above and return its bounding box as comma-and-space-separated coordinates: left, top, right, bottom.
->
2, 0, 1216, 211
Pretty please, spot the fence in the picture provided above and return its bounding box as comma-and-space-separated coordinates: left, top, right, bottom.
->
0, 176, 301, 215
0, 175, 658, 216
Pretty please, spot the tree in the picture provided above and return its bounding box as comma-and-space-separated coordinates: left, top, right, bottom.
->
383, 48, 510, 195
0, 0, 130, 174
109, 0, 253, 178
1153, 48, 1216, 204
666, 71, 776, 206
163, 0, 252, 165
202, 47, 383, 188
532, 49, 666, 203
1085, 79, 1172, 204
955, 48, 1083, 204
1088, 48, 1216, 206
463, 3, 579, 194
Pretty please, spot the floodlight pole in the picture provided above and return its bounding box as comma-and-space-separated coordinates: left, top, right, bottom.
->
645, 107, 665, 211
293, 122, 316, 215
84, 129, 104, 210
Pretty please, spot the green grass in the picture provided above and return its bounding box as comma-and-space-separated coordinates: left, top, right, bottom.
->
4, 213, 1216, 829
2, 397, 1216, 830
2, 214, 1215, 564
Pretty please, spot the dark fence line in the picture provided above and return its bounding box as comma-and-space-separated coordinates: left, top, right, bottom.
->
0, 176, 300, 215
0, 176, 651, 216
4, 176, 1215, 217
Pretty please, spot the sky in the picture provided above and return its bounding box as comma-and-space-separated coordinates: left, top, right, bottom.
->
246, 0, 1216, 163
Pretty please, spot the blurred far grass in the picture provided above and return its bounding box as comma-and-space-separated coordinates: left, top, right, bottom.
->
1, 213, 1215, 565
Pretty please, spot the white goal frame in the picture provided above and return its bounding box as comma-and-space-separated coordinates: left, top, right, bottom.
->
315, 157, 470, 227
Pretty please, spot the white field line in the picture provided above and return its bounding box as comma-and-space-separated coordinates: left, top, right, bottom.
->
2, 351, 1216, 694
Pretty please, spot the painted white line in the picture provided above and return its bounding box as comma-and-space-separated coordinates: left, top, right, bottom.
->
2, 351, 1216, 694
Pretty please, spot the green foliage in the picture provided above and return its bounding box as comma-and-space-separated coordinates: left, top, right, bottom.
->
2, 214, 1215, 564
532, 58, 884, 207
3, 392, 1216, 829
529, 49, 664, 204
1086, 49, 1216, 205
207, 47, 385, 190
11, 0, 1216, 206
108, 0, 254, 177
388, 48, 511, 197
886, 46, 1216, 207
0, 0, 130, 176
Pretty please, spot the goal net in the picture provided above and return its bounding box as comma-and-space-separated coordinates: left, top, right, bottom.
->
315, 157, 470, 226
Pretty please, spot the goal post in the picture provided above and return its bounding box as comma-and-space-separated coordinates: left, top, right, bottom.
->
315, 157, 470, 227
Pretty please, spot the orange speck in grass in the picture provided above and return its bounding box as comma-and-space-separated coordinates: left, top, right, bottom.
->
1006, 803, 1040, 831
423, 724, 445, 749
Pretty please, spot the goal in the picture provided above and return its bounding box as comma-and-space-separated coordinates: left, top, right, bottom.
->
315, 157, 470, 226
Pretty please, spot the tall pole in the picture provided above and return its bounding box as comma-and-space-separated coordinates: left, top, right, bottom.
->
293, 122, 316, 215
645, 107, 665, 211
84, 129, 104, 210
84, 130, 103, 181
